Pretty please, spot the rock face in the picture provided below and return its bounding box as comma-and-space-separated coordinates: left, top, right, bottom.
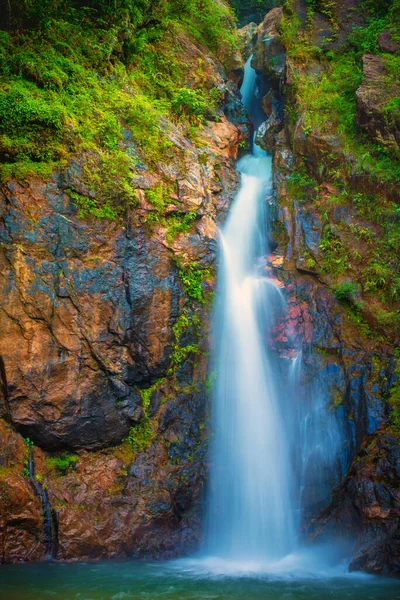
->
255, 100, 284, 153
0, 35, 248, 562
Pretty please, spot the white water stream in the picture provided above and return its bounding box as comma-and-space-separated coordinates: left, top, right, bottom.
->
202, 57, 345, 573
204, 58, 296, 563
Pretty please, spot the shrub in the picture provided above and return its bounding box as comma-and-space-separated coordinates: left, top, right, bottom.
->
331, 281, 357, 303
46, 452, 79, 474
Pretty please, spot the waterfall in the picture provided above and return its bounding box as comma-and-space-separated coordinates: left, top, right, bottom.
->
204, 58, 297, 563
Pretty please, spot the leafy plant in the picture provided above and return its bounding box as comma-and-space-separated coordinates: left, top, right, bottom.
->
331, 281, 357, 303
46, 452, 79, 474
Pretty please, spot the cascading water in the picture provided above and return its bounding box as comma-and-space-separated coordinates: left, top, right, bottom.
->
204, 58, 297, 563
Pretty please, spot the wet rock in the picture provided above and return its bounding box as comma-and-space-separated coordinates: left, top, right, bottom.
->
261, 89, 274, 116
310, 430, 400, 577
0, 421, 44, 563
0, 27, 244, 562
255, 103, 284, 153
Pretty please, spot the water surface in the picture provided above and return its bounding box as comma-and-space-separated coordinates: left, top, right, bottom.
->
1, 559, 399, 600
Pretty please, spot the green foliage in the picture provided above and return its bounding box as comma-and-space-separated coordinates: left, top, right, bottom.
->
169, 307, 202, 375
46, 452, 79, 474
66, 189, 119, 220
125, 419, 152, 453
172, 310, 190, 342
319, 226, 350, 276
171, 87, 208, 123
382, 97, 400, 126
389, 349, 400, 434
346, 18, 386, 56
170, 343, 200, 369
0, 0, 237, 192
281, 0, 400, 338
279, 11, 302, 54
143, 184, 198, 242
138, 377, 165, 414
287, 161, 319, 201
346, 302, 372, 337
166, 212, 197, 243
176, 260, 212, 303
360, 0, 397, 19
331, 281, 358, 303
306, 0, 338, 28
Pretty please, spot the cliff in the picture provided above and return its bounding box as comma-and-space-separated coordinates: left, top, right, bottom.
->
0, 2, 249, 561
250, 0, 400, 576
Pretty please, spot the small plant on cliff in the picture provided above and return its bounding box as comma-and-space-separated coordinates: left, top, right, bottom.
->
138, 378, 165, 414
287, 161, 319, 201
46, 452, 79, 475
331, 282, 358, 303
66, 189, 119, 221
175, 259, 213, 304
170, 87, 208, 124
389, 349, 400, 434
125, 419, 153, 454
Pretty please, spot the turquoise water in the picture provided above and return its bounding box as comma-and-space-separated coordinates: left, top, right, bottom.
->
1, 559, 399, 600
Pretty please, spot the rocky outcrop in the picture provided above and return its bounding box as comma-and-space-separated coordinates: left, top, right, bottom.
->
255, 101, 284, 152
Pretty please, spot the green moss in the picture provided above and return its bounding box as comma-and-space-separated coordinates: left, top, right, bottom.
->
0, 0, 237, 198
170, 343, 201, 370
175, 259, 213, 304
389, 349, 400, 434
138, 377, 165, 415
45, 452, 79, 475
125, 419, 153, 454
331, 281, 358, 303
